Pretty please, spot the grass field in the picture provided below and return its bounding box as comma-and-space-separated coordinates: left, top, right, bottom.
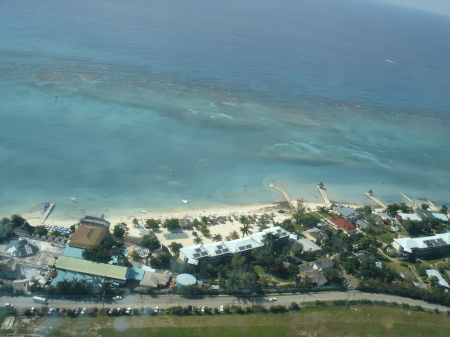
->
6, 306, 450, 337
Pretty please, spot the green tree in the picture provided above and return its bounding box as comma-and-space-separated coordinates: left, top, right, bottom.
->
193, 236, 203, 245
140, 235, 161, 251
130, 250, 140, 261
301, 214, 318, 228
132, 218, 139, 226
212, 234, 223, 242
200, 224, 210, 236
192, 219, 201, 229
163, 218, 181, 230
51, 230, 61, 236
239, 223, 252, 237
440, 205, 448, 215
145, 219, 159, 230
264, 232, 280, 252
292, 198, 308, 224
421, 203, 430, 210
82, 245, 112, 264
168, 242, 183, 256
35, 225, 48, 236
229, 230, 240, 240
429, 275, 439, 287
113, 225, 125, 238
287, 264, 299, 278
323, 269, 342, 284
150, 254, 171, 269
10, 214, 26, 228
101, 232, 117, 250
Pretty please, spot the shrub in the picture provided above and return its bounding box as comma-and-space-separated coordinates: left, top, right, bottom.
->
434, 308, 440, 315
245, 306, 252, 313
223, 306, 230, 313
213, 307, 219, 313
145, 307, 153, 315
132, 307, 139, 315
289, 302, 300, 310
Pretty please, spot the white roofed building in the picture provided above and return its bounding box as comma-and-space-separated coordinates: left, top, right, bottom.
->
393, 233, 450, 259
397, 213, 422, 222
426, 269, 449, 288
179, 226, 290, 264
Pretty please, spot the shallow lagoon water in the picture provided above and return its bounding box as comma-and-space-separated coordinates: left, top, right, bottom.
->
1, 0, 449, 218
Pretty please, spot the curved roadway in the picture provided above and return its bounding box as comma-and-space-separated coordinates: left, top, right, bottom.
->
5, 292, 449, 312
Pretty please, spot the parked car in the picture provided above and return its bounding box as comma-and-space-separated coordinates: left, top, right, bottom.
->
75, 308, 82, 315
219, 305, 224, 313
4, 303, 13, 307
277, 210, 285, 213
60, 308, 66, 314
113, 296, 122, 300
30, 307, 35, 314
269, 297, 278, 302
81, 308, 87, 315
125, 307, 132, 314
48, 308, 55, 314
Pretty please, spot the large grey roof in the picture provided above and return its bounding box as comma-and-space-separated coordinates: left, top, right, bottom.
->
332, 205, 360, 218
314, 258, 334, 269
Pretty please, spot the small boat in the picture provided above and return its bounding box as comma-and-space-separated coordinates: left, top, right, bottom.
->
182, 200, 188, 204
70, 198, 78, 202
141, 210, 147, 214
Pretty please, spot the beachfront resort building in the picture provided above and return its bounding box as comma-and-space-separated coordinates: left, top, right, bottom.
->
331, 205, 361, 224
77, 215, 111, 230
179, 226, 290, 265
68, 224, 106, 249
392, 233, 450, 259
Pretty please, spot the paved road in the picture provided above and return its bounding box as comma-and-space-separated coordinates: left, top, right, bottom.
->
4, 292, 449, 312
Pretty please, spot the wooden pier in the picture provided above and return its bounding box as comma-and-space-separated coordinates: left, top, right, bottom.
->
363, 191, 387, 209
268, 183, 295, 210
426, 200, 439, 212
400, 193, 419, 210
317, 185, 331, 207
41, 203, 55, 224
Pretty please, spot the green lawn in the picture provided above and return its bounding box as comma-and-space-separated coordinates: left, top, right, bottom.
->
9, 306, 450, 337
367, 230, 397, 244
253, 265, 291, 283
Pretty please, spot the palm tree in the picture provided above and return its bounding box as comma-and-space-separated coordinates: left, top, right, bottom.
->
264, 232, 280, 252
212, 234, 223, 242
193, 237, 203, 245
229, 230, 240, 240
239, 223, 252, 237
292, 198, 308, 224
56, 278, 70, 295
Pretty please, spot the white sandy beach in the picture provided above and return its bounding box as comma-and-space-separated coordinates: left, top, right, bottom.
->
22, 198, 378, 250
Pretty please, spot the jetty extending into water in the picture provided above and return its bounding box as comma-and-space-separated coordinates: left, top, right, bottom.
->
363, 190, 387, 209
426, 200, 439, 212
400, 193, 419, 210
268, 182, 295, 210
317, 183, 331, 207
41, 203, 55, 224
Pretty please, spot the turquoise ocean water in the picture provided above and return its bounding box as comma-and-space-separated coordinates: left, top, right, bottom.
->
1, 0, 449, 219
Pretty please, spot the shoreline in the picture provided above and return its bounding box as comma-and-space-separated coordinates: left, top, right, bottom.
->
20, 199, 374, 249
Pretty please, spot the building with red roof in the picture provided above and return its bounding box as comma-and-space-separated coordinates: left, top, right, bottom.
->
327, 216, 357, 234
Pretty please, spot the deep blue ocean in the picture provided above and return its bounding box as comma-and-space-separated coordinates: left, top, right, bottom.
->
1, 0, 449, 219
